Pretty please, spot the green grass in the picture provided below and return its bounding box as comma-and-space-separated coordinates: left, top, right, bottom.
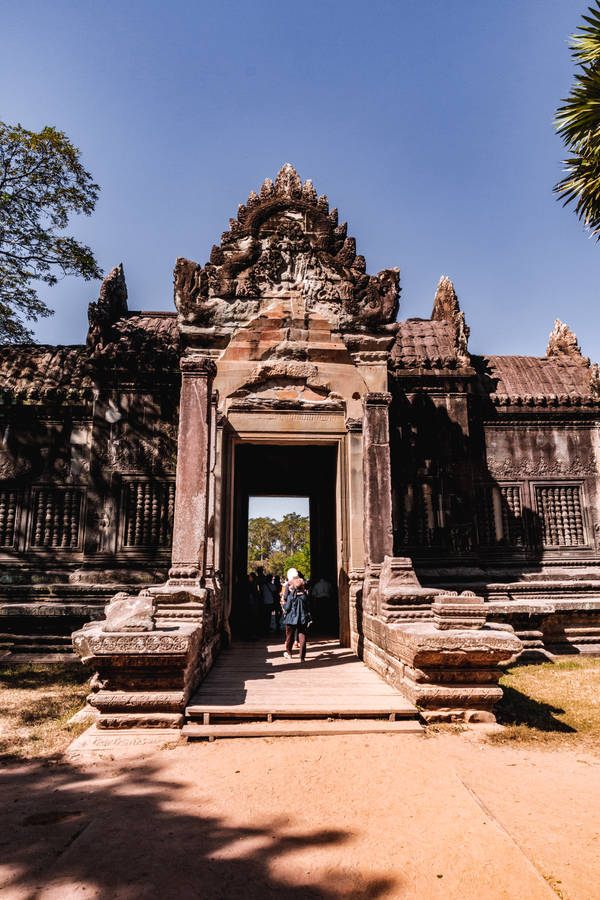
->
0, 663, 91, 761
489, 657, 600, 749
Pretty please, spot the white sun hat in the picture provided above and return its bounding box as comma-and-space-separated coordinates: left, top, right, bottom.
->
286, 567, 298, 582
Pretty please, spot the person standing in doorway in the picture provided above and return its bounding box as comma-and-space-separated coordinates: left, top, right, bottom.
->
262, 574, 277, 635
281, 567, 298, 605
281, 575, 311, 662
310, 575, 333, 632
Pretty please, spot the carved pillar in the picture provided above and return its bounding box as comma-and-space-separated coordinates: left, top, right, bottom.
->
169, 355, 217, 582
362, 392, 394, 567
205, 391, 218, 576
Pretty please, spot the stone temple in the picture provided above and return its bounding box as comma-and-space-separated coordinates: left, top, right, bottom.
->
1, 164, 599, 726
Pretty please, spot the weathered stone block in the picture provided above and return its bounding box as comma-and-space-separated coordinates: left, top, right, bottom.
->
102, 592, 155, 632
358, 612, 521, 722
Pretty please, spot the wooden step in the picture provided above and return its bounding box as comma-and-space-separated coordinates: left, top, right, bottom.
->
186, 638, 418, 723
186, 704, 415, 720
183, 719, 424, 740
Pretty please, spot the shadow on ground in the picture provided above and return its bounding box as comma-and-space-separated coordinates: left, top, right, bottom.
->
0, 754, 396, 899
494, 684, 576, 733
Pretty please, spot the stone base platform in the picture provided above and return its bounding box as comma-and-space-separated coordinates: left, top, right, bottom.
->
357, 614, 521, 722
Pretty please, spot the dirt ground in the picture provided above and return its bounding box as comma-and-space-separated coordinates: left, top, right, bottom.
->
0, 728, 598, 900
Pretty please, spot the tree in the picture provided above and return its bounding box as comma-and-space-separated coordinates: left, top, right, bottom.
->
0, 122, 102, 341
247, 516, 276, 570
555, 2, 600, 238
275, 513, 310, 556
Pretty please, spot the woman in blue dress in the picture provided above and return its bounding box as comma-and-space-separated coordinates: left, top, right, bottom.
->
281, 575, 311, 662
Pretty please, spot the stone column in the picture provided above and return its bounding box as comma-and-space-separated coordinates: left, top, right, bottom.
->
169, 354, 217, 582
362, 392, 394, 567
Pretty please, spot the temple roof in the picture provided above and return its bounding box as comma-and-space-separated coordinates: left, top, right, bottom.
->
391, 319, 459, 369
0, 344, 92, 401
0, 312, 180, 402
483, 354, 595, 406
102, 311, 179, 357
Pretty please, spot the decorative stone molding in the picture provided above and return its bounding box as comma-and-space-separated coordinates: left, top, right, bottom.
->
431, 591, 487, 630
487, 455, 597, 478
363, 391, 392, 408
179, 355, 217, 377
76, 630, 190, 656
345, 417, 362, 432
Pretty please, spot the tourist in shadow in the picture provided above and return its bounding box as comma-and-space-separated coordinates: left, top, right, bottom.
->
281, 575, 312, 662
245, 572, 260, 640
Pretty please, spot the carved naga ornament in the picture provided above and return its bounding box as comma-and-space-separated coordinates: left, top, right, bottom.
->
174, 164, 399, 332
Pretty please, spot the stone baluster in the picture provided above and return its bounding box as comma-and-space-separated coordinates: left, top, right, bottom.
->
169, 354, 217, 583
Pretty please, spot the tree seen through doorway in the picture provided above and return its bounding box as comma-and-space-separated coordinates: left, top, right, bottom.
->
247, 497, 310, 577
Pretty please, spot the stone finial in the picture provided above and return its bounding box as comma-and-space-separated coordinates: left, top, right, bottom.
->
431, 276, 470, 364
590, 362, 600, 400
87, 263, 128, 346
274, 163, 302, 198
546, 319, 582, 357
431, 275, 460, 322
455, 310, 470, 363
259, 177, 275, 201
98, 263, 128, 316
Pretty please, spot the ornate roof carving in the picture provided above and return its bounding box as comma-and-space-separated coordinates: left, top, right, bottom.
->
87, 264, 128, 347
430, 276, 470, 365
174, 164, 400, 332
431, 275, 460, 322
546, 318, 585, 359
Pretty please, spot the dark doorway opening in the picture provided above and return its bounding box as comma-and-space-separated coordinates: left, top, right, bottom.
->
231, 444, 338, 638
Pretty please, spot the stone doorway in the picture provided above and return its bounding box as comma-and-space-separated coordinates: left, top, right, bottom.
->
229, 443, 339, 638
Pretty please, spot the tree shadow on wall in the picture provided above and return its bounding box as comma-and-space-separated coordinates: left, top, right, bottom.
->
0, 754, 397, 899
389, 387, 545, 586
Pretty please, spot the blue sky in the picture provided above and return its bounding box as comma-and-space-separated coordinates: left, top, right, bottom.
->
248, 496, 310, 521
2, 0, 599, 359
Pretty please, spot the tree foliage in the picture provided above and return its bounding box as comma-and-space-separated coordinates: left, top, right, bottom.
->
247, 513, 310, 577
247, 516, 277, 565
555, 2, 600, 238
0, 121, 102, 341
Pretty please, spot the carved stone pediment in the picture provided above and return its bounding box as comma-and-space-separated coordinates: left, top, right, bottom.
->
228, 360, 342, 408
175, 164, 399, 332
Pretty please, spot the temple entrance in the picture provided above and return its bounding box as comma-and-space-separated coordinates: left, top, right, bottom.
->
229, 443, 339, 638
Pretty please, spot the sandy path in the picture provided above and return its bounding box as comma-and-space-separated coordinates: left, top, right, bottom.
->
0, 731, 597, 899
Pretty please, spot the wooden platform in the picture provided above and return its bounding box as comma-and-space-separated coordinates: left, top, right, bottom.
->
185, 638, 419, 738
183, 720, 423, 740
